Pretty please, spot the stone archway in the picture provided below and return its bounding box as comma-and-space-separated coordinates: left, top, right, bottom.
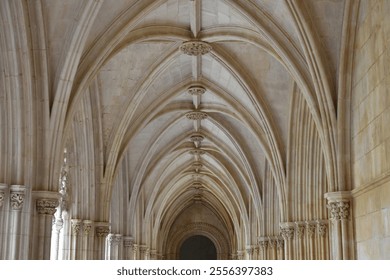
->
179, 235, 217, 260
165, 222, 230, 260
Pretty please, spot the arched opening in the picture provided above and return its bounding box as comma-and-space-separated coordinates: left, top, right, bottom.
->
179, 235, 217, 260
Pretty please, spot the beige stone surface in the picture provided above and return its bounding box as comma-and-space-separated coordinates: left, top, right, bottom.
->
1, 0, 390, 260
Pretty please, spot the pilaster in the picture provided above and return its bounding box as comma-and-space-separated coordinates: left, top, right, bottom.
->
325, 191, 353, 260
94, 223, 109, 260
123, 236, 134, 260
280, 222, 295, 260
0, 184, 9, 259
31, 191, 60, 260
70, 219, 82, 259
8, 185, 31, 259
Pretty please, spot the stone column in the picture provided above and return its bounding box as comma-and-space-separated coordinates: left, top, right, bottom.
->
317, 220, 328, 260
132, 244, 139, 260
253, 245, 259, 260
325, 191, 353, 259
280, 222, 295, 260
276, 237, 284, 260
139, 245, 149, 260
106, 233, 123, 260
236, 250, 244, 260
31, 191, 59, 260
123, 236, 134, 260
245, 246, 253, 260
295, 222, 305, 260
268, 238, 277, 260
8, 185, 28, 259
94, 223, 109, 260
150, 250, 157, 260
82, 220, 94, 259
258, 237, 268, 260
0, 184, 9, 260
70, 219, 82, 259
306, 221, 316, 260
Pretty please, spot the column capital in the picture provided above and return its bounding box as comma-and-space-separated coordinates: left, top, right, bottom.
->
0, 184, 7, 208
295, 222, 305, 239
325, 192, 352, 220
36, 199, 59, 215
123, 236, 134, 247
268, 238, 276, 249
95, 222, 110, 238
71, 219, 82, 235
245, 245, 254, 255
83, 220, 94, 235
10, 185, 28, 210
317, 220, 328, 237
276, 237, 284, 250
32, 191, 60, 215
306, 221, 317, 237
280, 222, 295, 240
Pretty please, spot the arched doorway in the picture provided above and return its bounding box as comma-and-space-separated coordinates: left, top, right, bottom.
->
179, 235, 217, 260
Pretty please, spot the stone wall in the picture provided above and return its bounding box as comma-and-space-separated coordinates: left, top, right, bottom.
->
351, 0, 390, 259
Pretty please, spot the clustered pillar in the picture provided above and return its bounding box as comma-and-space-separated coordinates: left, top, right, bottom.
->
325, 191, 354, 260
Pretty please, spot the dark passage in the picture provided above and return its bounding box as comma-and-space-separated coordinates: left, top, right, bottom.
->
179, 235, 217, 260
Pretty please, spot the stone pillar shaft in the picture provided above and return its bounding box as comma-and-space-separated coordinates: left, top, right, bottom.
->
94, 223, 109, 260
325, 191, 353, 260
32, 191, 60, 260
70, 219, 82, 260
0, 184, 9, 260
8, 185, 29, 259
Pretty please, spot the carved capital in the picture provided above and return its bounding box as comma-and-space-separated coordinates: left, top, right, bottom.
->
306, 222, 316, 237
338, 201, 350, 220
36, 198, 58, 215
10, 192, 25, 210
180, 40, 212, 56
317, 221, 328, 237
325, 191, 352, 221
280, 226, 294, 240
236, 251, 244, 260
123, 237, 134, 248
95, 226, 110, 238
276, 237, 284, 249
259, 241, 268, 250
83, 220, 93, 235
295, 223, 305, 239
71, 219, 82, 235
245, 246, 254, 255
0, 190, 5, 208
132, 244, 138, 253
268, 238, 276, 249
327, 201, 351, 221
115, 234, 123, 244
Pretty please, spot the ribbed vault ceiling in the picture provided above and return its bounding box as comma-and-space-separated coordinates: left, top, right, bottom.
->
56, 0, 345, 241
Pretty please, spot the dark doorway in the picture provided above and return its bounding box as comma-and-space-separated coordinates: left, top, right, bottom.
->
179, 235, 217, 260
